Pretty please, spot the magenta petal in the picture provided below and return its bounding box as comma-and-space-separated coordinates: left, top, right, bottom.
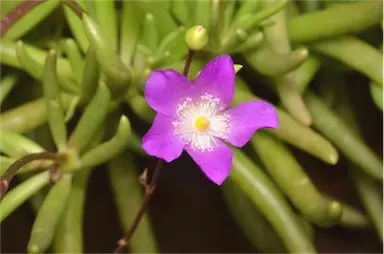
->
185, 140, 233, 185
193, 55, 235, 108
224, 101, 279, 147
142, 113, 184, 162
144, 70, 192, 117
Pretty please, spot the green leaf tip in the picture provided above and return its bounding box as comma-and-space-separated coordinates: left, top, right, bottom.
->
234, 64, 243, 74
329, 201, 342, 218
28, 243, 40, 254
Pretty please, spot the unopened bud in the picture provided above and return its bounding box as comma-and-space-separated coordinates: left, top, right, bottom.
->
185, 25, 209, 51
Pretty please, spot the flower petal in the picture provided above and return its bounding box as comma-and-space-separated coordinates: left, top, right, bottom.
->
224, 101, 279, 147
193, 55, 235, 108
144, 70, 192, 117
185, 140, 233, 185
142, 113, 184, 162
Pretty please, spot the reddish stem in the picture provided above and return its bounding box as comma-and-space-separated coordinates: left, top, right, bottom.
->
0, 152, 60, 200
114, 159, 163, 253
114, 41, 195, 253
183, 50, 195, 77
61, 0, 85, 19
0, 0, 46, 38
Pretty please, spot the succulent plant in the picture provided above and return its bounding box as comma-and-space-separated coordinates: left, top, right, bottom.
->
0, 0, 382, 253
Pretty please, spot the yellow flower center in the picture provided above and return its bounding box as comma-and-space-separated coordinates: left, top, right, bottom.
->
194, 116, 210, 131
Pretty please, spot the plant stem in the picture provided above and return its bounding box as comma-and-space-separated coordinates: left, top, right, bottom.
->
114, 159, 163, 253
114, 46, 195, 252
0, 152, 60, 200
183, 49, 195, 77
0, 0, 45, 38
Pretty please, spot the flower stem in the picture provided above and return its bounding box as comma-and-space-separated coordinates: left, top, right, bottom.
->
114, 45, 195, 253
0, 0, 45, 38
182, 49, 195, 77
0, 152, 60, 200
114, 159, 163, 253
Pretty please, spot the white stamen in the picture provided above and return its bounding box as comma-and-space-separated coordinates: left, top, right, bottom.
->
173, 93, 231, 151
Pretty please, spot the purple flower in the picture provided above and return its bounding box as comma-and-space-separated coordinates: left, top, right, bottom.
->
142, 55, 279, 185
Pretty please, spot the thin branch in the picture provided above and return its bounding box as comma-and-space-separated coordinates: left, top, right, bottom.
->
0, 0, 46, 38
0, 152, 60, 200
114, 159, 164, 253
114, 44, 195, 253
183, 50, 195, 77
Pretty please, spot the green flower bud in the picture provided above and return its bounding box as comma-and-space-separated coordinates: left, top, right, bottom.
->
185, 25, 209, 51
